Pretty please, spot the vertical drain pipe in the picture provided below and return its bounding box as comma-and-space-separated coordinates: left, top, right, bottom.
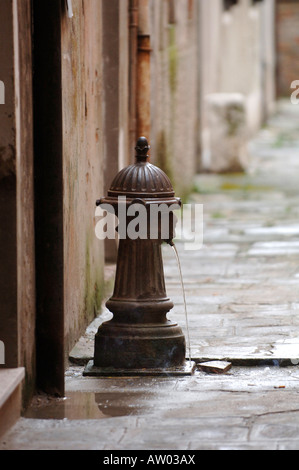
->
129, 0, 138, 155
136, 0, 151, 140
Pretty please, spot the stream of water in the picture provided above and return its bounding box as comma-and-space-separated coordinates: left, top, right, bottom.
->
171, 244, 192, 364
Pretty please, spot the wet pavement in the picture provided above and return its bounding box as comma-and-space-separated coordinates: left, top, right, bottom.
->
2, 100, 299, 450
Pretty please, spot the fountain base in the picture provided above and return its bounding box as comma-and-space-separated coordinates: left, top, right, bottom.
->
83, 359, 196, 377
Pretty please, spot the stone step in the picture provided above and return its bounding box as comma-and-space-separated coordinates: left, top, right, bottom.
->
0, 368, 25, 438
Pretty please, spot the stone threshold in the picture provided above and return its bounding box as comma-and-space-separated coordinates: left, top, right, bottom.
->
0, 368, 25, 438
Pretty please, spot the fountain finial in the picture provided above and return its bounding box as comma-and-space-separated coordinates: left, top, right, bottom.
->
135, 136, 150, 161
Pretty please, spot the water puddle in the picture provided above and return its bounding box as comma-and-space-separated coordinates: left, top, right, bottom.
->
24, 245, 195, 422
23, 391, 157, 420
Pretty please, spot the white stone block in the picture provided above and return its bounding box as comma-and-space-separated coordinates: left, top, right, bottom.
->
204, 93, 248, 173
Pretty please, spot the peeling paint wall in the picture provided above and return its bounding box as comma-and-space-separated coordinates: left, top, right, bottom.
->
61, 0, 105, 359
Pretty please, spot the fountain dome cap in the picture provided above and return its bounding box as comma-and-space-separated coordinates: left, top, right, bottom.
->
107, 137, 176, 199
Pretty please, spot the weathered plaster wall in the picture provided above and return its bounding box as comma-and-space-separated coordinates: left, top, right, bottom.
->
61, 0, 105, 359
276, 0, 299, 97
0, 0, 35, 404
102, 0, 130, 262
0, 0, 18, 372
219, 0, 264, 134
150, 0, 199, 199
16, 0, 36, 403
199, 0, 276, 171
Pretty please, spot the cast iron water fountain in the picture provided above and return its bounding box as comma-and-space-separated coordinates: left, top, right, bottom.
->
84, 137, 196, 377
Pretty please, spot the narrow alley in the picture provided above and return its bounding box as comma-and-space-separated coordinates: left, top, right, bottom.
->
2, 100, 299, 450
